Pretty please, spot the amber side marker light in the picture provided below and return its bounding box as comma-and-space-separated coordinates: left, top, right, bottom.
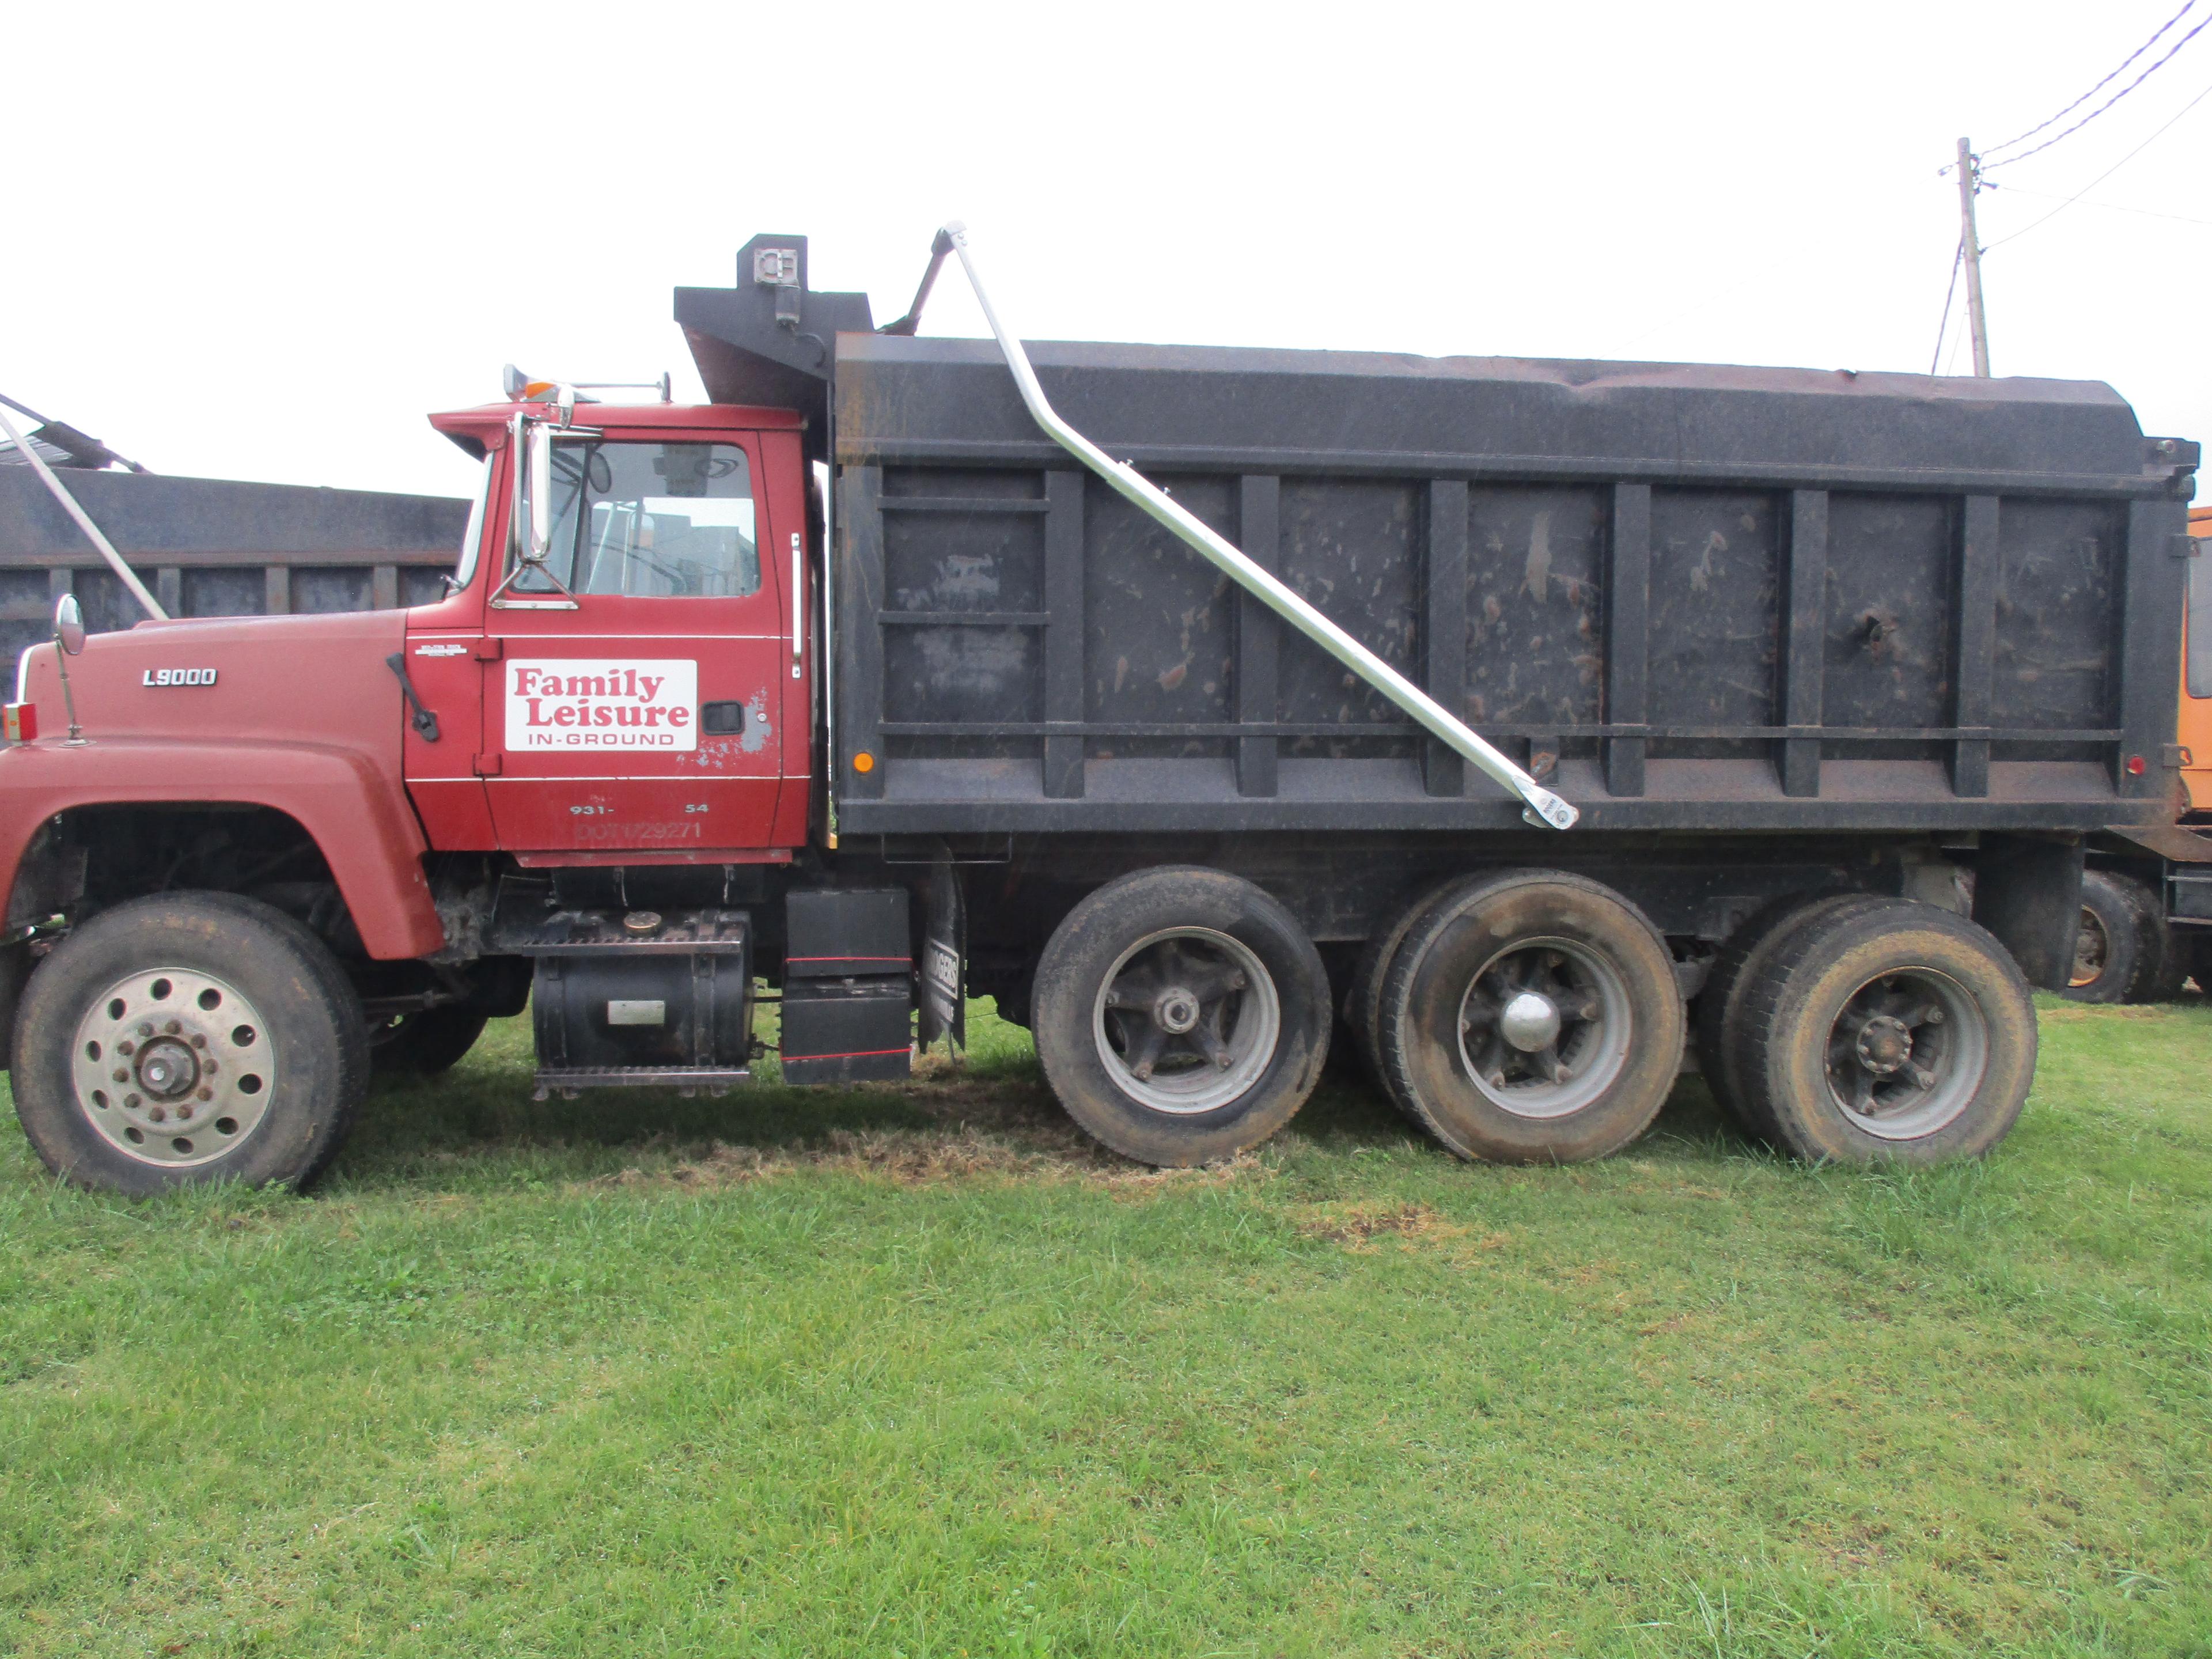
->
2, 703, 37, 743
852, 752, 876, 774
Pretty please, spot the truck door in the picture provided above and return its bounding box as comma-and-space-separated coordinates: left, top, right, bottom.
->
480, 429, 791, 853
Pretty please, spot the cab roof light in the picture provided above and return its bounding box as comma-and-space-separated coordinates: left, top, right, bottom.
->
501, 364, 672, 404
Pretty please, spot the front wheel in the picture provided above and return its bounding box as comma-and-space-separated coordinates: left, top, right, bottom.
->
11, 893, 369, 1194
1032, 868, 1330, 1166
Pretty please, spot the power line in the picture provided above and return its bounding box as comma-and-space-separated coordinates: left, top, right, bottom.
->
1983, 9, 2210, 170
1988, 182, 2212, 228
1981, 1, 2198, 160
1984, 78, 2212, 249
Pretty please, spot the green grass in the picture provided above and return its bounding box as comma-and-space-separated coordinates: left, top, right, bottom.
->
4, 995, 2210, 1657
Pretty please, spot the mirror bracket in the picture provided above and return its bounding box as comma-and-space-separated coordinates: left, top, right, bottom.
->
51, 594, 88, 744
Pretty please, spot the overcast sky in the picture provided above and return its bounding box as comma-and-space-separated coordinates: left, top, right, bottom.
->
5, 1, 2208, 502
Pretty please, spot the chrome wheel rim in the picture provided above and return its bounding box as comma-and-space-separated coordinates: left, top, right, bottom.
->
70, 968, 276, 1168
1093, 927, 1280, 1115
2070, 907, 2108, 988
1455, 936, 1633, 1120
1823, 968, 1988, 1142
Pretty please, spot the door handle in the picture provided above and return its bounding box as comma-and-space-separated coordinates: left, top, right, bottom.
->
789, 532, 804, 680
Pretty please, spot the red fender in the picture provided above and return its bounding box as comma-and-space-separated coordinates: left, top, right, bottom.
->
0, 739, 444, 959
3, 613, 444, 960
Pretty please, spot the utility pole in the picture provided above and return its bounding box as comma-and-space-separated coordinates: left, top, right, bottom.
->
1955, 137, 1992, 377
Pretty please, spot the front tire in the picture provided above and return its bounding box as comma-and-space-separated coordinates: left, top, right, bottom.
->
1032, 867, 1330, 1166
11, 893, 369, 1194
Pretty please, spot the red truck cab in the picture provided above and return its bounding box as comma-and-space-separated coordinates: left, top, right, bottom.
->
403, 397, 815, 860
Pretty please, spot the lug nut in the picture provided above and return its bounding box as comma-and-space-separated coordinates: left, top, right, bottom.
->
164, 1020, 180, 1036
190, 1035, 206, 1049
176, 1105, 192, 1121
124, 1094, 141, 1109
112, 1069, 128, 1084
118, 1041, 135, 1057
137, 1023, 153, 1039
197, 1088, 212, 1102
148, 1105, 165, 1123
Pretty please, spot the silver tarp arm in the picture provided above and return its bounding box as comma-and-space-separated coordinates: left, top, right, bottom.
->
0, 404, 168, 623
938, 222, 1575, 830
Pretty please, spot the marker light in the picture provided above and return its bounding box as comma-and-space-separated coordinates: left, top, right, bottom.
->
3, 703, 37, 742
853, 752, 876, 774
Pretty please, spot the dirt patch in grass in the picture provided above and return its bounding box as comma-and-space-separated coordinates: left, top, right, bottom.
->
1293, 1199, 1512, 1261
592, 1124, 1100, 1190
588, 1124, 1273, 1194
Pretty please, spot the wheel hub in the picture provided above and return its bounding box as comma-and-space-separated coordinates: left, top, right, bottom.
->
1153, 987, 1202, 1034
1093, 927, 1281, 1115
135, 1036, 202, 1099
1498, 990, 1562, 1052
71, 968, 274, 1167
1823, 968, 1989, 1142
1455, 937, 1632, 1120
1852, 1013, 1914, 1075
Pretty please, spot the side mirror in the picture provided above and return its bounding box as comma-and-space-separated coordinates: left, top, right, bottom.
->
54, 593, 86, 656
527, 421, 554, 562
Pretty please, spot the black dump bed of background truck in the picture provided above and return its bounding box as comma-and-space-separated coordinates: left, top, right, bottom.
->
0, 467, 466, 664
820, 335, 2193, 839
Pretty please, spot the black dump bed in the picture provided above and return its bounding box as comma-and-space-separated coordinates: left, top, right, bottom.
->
680, 239, 2198, 840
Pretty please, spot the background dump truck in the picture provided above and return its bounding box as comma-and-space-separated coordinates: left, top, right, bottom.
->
2061, 503, 2212, 1002
0, 229, 2196, 1194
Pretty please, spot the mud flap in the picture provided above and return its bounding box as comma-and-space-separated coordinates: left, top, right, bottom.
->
1972, 835, 2086, 991
918, 857, 965, 1056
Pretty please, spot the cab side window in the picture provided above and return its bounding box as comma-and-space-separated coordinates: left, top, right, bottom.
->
516, 440, 760, 599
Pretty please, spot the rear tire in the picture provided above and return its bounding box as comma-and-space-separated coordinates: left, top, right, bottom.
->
11, 893, 369, 1195
1741, 900, 2034, 1163
1376, 871, 1684, 1163
1347, 874, 1481, 1108
2061, 871, 2149, 1004
1032, 867, 1330, 1166
1696, 892, 1888, 1141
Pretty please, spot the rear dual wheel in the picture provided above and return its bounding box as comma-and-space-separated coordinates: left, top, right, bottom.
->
1376, 873, 1685, 1164
1737, 901, 2034, 1162
1033, 867, 1331, 1166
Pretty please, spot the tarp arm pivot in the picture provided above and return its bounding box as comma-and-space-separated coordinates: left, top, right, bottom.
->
0, 404, 168, 623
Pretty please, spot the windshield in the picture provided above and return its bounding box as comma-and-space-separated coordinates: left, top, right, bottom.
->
514, 439, 759, 599
453, 454, 494, 590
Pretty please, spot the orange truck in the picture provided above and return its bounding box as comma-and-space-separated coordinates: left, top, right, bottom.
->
2067, 504, 2212, 999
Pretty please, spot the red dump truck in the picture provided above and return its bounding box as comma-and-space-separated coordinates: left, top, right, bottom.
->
0, 228, 2195, 1194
